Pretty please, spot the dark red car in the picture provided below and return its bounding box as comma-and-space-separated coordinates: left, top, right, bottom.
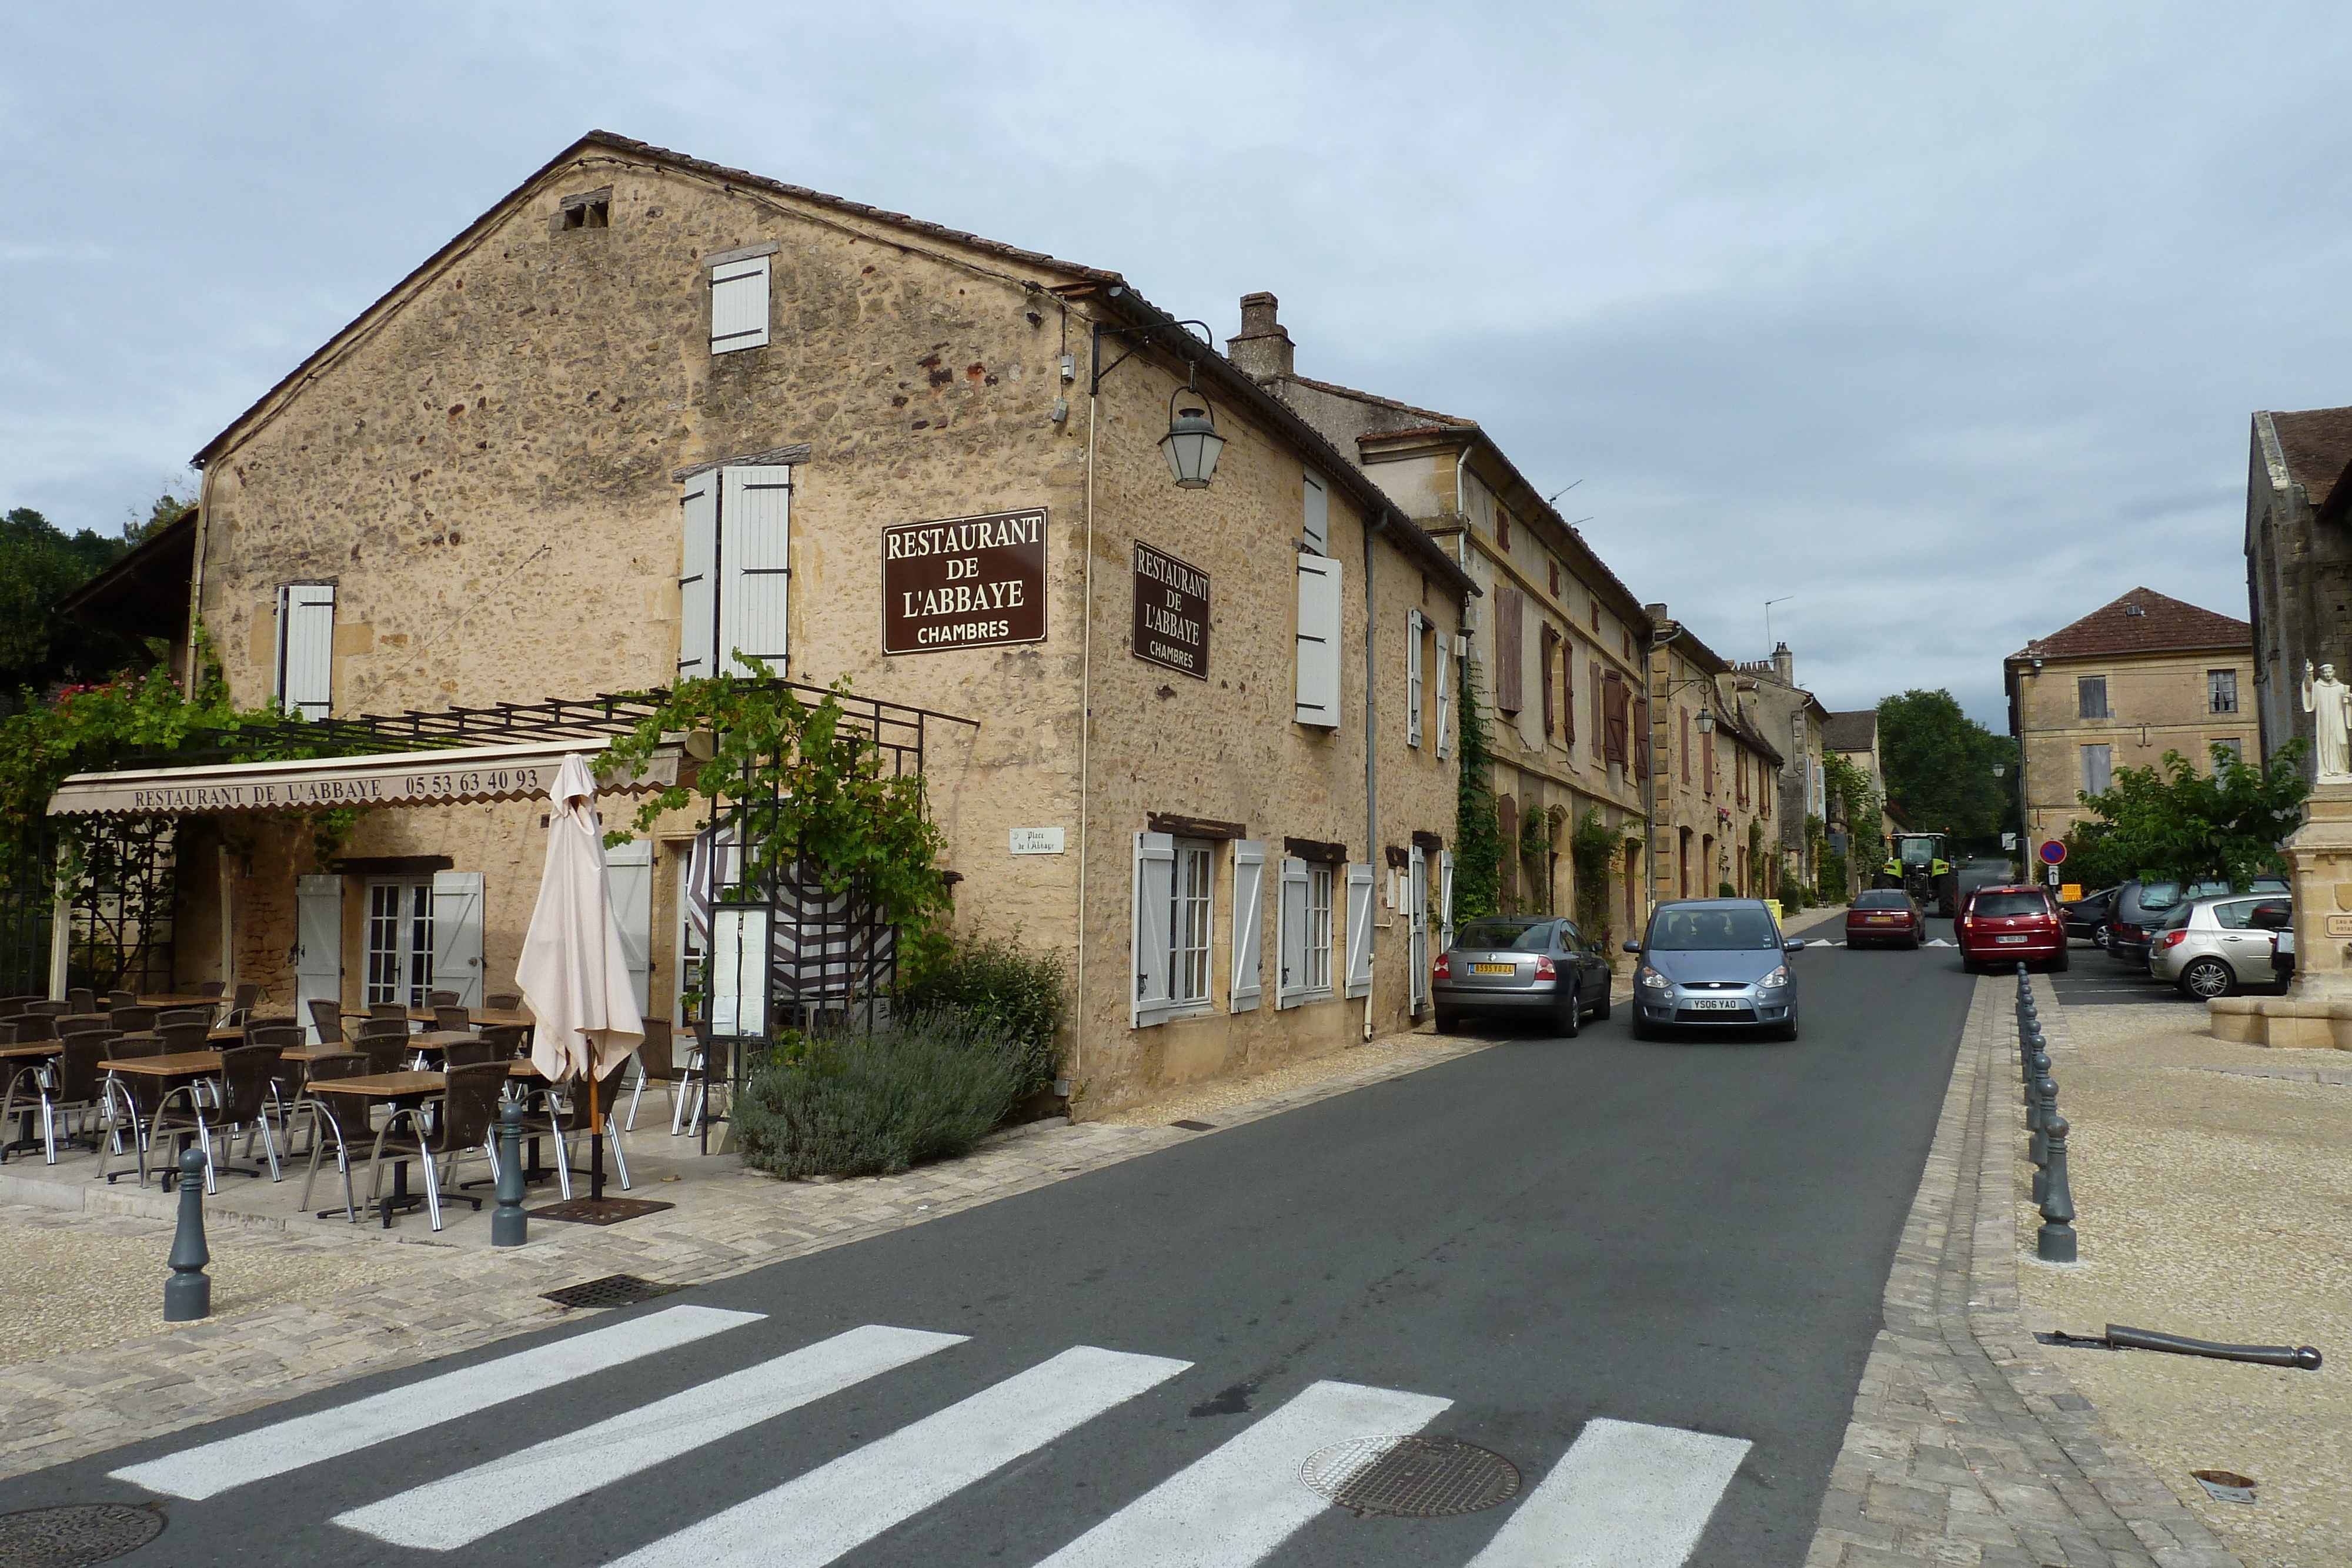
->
1956, 885, 2069, 974
1845, 888, 1925, 948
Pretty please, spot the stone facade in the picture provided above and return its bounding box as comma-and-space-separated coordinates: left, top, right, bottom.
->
2244, 406, 2352, 772
1731, 644, 1831, 890
1642, 611, 1784, 905
141, 132, 1476, 1113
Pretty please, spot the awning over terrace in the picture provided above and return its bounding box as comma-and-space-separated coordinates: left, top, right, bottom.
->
46, 740, 683, 818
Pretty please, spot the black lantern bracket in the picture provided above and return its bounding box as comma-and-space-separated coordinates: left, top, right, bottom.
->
1090, 317, 1215, 396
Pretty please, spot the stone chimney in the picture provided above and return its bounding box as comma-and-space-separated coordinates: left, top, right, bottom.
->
1226, 291, 1295, 382
1772, 642, 1794, 686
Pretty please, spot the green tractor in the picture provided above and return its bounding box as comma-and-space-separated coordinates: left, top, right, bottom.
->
1880, 831, 1960, 918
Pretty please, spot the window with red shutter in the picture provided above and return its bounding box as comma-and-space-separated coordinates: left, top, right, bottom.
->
1681, 710, 1690, 784
1540, 625, 1559, 737
1601, 671, 1630, 765
1634, 697, 1650, 779
1494, 589, 1524, 713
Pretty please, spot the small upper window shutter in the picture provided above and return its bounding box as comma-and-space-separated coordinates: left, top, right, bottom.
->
1345, 862, 1376, 998
1494, 589, 1524, 712
1230, 841, 1265, 1012
678, 479, 717, 680
1438, 849, 1456, 951
1562, 639, 1576, 746
1406, 610, 1424, 748
710, 254, 771, 353
1434, 631, 1452, 760
1295, 554, 1343, 727
276, 583, 335, 721
1276, 857, 1310, 1008
717, 465, 791, 675
1302, 468, 1328, 555
1132, 833, 1176, 1027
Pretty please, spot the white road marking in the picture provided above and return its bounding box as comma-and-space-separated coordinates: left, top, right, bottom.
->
1035, 1378, 1453, 1567
110, 1303, 761, 1501
1924, 938, 1957, 947
1468, 1417, 1749, 1567
332, 1323, 964, 1550
607, 1344, 1190, 1568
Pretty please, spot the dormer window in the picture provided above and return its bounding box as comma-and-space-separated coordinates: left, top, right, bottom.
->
560, 188, 612, 229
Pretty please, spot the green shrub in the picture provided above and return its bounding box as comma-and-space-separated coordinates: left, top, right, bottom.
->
1777, 868, 1810, 909
898, 928, 1066, 1096
735, 1009, 1028, 1179
1815, 848, 1848, 904
1716, 881, 1737, 897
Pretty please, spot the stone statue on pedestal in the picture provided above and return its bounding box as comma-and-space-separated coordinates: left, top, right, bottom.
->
2302, 660, 2352, 783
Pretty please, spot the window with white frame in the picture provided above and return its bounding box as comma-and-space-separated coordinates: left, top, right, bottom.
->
679, 464, 792, 678
1306, 864, 1334, 992
275, 583, 336, 721
2081, 743, 2113, 797
2209, 668, 2239, 714
1172, 840, 1214, 1007
365, 881, 433, 1007
1277, 857, 1337, 1007
708, 245, 773, 354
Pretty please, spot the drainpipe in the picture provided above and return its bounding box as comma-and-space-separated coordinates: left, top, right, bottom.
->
1363, 510, 1384, 1041
1072, 384, 1100, 1092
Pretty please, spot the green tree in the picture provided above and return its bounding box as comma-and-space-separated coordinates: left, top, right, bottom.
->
1877, 689, 2017, 847
1822, 749, 1885, 874
0, 507, 145, 697
2074, 741, 2307, 884
1450, 656, 1504, 924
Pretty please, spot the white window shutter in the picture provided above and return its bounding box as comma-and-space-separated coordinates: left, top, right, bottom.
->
678, 479, 717, 680
1302, 468, 1329, 555
1230, 840, 1265, 1012
1434, 630, 1453, 760
1438, 850, 1456, 950
429, 871, 485, 1009
1132, 832, 1176, 1027
1295, 554, 1343, 727
293, 874, 342, 1042
1408, 845, 1429, 1009
1406, 610, 1424, 748
1345, 863, 1376, 999
710, 254, 771, 353
606, 838, 654, 1016
1276, 857, 1310, 1008
276, 584, 336, 720
718, 464, 791, 675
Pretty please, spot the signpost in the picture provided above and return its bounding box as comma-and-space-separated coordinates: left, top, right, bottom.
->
2039, 838, 2065, 889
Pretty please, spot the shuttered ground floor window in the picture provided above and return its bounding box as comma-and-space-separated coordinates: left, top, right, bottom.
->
1173, 841, 1214, 1005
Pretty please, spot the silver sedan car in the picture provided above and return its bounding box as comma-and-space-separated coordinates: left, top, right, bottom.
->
2147, 894, 2291, 998
1431, 915, 1615, 1036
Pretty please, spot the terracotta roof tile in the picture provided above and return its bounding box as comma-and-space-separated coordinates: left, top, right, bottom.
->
2012, 587, 2250, 663
2269, 406, 2352, 512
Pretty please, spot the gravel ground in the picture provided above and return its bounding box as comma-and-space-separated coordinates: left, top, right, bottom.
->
2018, 999, 2352, 1568
0, 1202, 425, 1371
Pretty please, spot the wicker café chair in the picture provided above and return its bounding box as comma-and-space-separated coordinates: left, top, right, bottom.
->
485, 992, 522, 1011
425, 990, 462, 1008
433, 1005, 473, 1034
295, 1051, 375, 1221
307, 998, 346, 1045
365, 1061, 506, 1231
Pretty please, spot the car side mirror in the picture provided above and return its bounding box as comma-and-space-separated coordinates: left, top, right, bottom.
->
1622, 940, 1641, 954
1784, 938, 1807, 952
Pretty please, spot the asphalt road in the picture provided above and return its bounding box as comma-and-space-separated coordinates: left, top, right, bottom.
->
6, 939, 1975, 1568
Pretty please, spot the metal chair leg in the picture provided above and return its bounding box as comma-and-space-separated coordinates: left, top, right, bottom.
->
604, 1111, 632, 1191
258, 1115, 282, 1181
421, 1151, 443, 1232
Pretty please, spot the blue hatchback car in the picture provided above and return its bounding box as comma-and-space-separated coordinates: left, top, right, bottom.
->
1623, 898, 1806, 1040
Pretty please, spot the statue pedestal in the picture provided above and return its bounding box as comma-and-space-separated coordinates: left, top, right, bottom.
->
2209, 783, 2352, 1048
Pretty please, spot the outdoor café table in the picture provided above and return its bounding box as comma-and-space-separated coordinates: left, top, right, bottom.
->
306, 1071, 446, 1226
135, 994, 226, 1012
1, 1039, 64, 1159
101, 1048, 283, 1188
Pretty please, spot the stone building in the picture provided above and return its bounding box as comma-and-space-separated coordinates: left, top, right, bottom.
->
49, 132, 1478, 1114
1641, 609, 1785, 904
1728, 644, 1830, 892
2002, 587, 2256, 857
1822, 708, 1897, 878
2244, 406, 2352, 773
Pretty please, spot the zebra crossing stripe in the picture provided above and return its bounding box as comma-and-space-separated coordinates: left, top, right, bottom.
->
607, 1343, 1191, 1568
109, 1303, 761, 1501
1465, 1416, 1749, 1567
1034, 1378, 1452, 1567
331, 1323, 965, 1550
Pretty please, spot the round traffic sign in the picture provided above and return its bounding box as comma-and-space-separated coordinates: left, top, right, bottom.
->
2039, 840, 2067, 866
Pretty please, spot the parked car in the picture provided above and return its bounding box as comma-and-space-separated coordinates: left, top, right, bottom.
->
1432, 915, 1614, 1035
1623, 898, 1805, 1041
2109, 877, 2284, 967
2148, 895, 2293, 999
2057, 886, 2119, 948
1845, 888, 1925, 949
1956, 885, 2069, 972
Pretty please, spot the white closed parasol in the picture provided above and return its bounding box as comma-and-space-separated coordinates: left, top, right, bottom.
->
516, 754, 643, 1199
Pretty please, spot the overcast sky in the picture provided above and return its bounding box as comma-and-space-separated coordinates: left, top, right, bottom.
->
6, 3, 2348, 727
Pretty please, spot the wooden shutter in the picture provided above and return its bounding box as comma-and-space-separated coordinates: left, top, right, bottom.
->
1634, 696, 1651, 778
1132, 833, 1175, 1027
1406, 611, 1424, 748
1302, 468, 1329, 555
1345, 862, 1376, 998
1589, 663, 1604, 758
677, 477, 717, 680
275, 583, 336, 721
709, 254, 771, 353
718, 464, 791, 675
1602, 671, 1631, 764
1540, 625, 1558, 737
1562, 640, 1576, 746
1494, 589, 1524, 712
1277, 856, 1310, 1008
1681, 710, 1692, 783
606, 839, 654, 1015
1438, 849, 1456, 951
1434, 631, 1452, 761
1704, 727, 1716, 795
1231, 841, 1265, 1012
1295, 554, 1342, 727
429, 871, 485, 1009
293, 875, 342, 1042
1407, 844, 1429, 1009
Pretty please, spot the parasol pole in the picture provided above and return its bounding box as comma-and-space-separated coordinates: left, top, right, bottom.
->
586, 1058, 605, 1202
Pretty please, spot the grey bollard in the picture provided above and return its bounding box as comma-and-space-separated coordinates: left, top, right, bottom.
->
491, 1100, 528, 1248
164, 1144, 211, 1322
2037, 1115, 2078, 1262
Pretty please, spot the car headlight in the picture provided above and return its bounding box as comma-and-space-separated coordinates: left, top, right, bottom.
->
1638, 967, 1671, 990
1759, 965, 1790, 989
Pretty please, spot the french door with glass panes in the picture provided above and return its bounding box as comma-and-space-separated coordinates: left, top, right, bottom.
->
365, 881, 435, 1007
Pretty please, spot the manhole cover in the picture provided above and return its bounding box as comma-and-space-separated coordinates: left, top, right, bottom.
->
0, 1503, 165, 1567
529, 1197, 676, 1227
542, 1274, 671, 1310
1301, 1435, 1521, 1517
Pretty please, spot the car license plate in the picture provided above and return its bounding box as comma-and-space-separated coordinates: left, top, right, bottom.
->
1687, 997, 1745, 1010
1471, 962, 1515, 975
1865, 915, 1896, 924
1996, 934, 2029, 944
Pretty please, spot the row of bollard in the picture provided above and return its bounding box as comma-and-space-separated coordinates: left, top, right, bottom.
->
2016, 962, 2076, 1263
164, 1098, 532, 1322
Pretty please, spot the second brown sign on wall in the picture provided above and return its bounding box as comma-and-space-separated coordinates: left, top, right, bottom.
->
1132, 540, 1211, 679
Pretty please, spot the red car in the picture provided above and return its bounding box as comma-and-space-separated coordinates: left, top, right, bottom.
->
1846, 888, 1925, 948
1956, 885, 2069, 974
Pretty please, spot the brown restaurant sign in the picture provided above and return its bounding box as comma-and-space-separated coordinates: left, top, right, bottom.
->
1131, 540, 1210, 679
882, 508, 1047, 654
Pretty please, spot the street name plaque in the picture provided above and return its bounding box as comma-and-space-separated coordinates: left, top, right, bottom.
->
882, 509, 1047, 655
1131, 540, 1210, 679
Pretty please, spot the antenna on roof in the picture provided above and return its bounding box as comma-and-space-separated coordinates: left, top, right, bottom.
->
1544, 479, 1584, 506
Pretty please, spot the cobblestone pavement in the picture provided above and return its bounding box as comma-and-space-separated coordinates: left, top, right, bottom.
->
0, 1027, 1494, 1483
1803, 971, 2243, 1567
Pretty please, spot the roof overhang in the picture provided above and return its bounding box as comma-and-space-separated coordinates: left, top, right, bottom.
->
48, 740, 680, 819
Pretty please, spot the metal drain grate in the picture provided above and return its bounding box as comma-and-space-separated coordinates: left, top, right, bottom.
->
542, 1274, 671, 1310
1301, 1435, 1521, 1518
0, 1503, 165, 1567
1170, 1119, 1217, 1132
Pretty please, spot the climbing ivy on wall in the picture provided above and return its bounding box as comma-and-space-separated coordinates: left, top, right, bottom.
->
1450, 655, 1504, 925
